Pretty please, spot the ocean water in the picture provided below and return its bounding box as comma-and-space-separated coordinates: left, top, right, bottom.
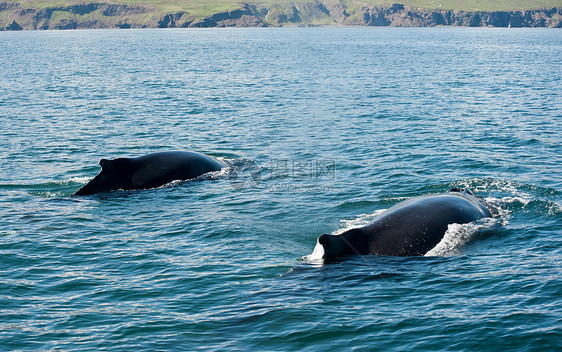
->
0, 27, 561, 351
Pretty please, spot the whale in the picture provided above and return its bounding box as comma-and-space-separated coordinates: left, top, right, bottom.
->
74, 151, 224, 196
315, 188, 491, 260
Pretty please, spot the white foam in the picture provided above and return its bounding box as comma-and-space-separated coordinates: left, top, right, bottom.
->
337, 209, 386, 235
483, 195, 528, 226
425, 217, 497, 256
205, 167, 230, 179
69, 176, 91, 184
213, 157, 234, 178
303, 240, 325, 262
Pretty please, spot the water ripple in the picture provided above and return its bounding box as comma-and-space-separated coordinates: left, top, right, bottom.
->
0, 28, 560, 351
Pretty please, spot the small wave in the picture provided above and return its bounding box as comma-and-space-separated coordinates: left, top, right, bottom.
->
482, 194, 560, 224
221, 157, 262, 191
0, 179, 85, 198
431, 178, 560, 222
540, 200, 562, 216
435, 178, 558, 199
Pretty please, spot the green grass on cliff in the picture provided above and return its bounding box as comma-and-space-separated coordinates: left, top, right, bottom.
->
12, 0, 562, 15
13, 1, 243, 14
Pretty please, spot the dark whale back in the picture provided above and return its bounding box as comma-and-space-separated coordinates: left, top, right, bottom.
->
318, 189, 491, 259
74, 151, 224, 196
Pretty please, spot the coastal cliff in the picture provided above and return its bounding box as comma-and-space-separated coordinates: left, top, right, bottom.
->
1, 1, 561, 30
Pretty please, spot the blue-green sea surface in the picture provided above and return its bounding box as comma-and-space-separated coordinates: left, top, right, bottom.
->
0, 27, 561, 351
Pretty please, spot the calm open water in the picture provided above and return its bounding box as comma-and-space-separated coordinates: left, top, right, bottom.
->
0, 27, 561, 351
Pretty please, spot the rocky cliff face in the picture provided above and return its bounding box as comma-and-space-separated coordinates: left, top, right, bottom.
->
0, 2, 154, 30
346, 3, 562, 28
157, 5, 266, 28
1, 1, 561, 30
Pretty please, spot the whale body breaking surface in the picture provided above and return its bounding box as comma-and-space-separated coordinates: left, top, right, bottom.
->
74, 151, 224, 196
311, 188, 492, 260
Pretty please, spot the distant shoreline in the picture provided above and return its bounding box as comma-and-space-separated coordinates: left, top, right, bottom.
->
1, 2, 561, 31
